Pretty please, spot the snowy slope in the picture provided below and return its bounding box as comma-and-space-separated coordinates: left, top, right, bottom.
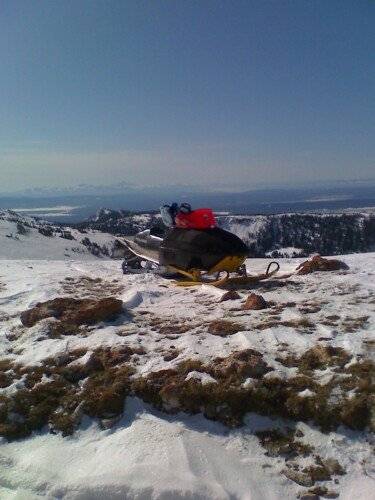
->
0, 210, 126, 260
0, 244, 374, 498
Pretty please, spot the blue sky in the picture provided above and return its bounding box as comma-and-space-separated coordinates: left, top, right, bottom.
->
0, 0, 374, 192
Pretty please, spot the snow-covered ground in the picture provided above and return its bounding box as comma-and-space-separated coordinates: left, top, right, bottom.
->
0, 250, 374, 499
0, 210, 123, 260
9, 206, 81, 219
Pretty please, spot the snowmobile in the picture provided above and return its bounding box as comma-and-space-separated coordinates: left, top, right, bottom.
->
122, 224, 279, 288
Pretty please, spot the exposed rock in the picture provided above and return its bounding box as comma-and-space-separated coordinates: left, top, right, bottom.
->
256, 428, 313, 459
100, 415, 122, 429
283, 468, 314, 487
81, 237, 104, 257
306, 485, 339, 498
318, 457, 346, 476
163, 350, 179, 361
110, 239, 129, 258
297, 255, 349, 275
20, 297, 123, 327
38, 226, 54, 237
220, 290, 241, 302
243, 293, 269, 310
16, 222, 29, 235
324, 493, 339, 499
298, 494, 319, 500
302, 465, 331, 482
60, 230, 75, 240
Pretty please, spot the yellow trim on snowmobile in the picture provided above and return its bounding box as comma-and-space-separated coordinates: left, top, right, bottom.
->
169, 255, 244, 286
168, 267, 202, 281
209, 255, 246, 273
170, 259, 280, 288
170, 255, 245, 281
173, 271, 230, 287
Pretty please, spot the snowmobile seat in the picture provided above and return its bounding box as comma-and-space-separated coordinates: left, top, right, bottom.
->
150, 226, 166, 238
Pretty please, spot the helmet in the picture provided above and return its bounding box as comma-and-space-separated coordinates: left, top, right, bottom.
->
179, 203, 192, 214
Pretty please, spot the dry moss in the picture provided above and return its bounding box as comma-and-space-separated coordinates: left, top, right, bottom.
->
0, 378, 74, 440
60, 276, 124, 298
302, 465, 331, 482
82, 365, 134, 419
0, 346, 136, 441
49, 412, 77, 436
208, 319, 243, 336
341, 315, 369, 333
132, 353, 344, 430
1, 343, 373, 442
340, 393, 374, 431
0, 359, 15, 388
256, 317, 314, 332
47, 321, 83, 338
148, 316, 200, 336
256, 428, 313, 459
298, 345, 351, 373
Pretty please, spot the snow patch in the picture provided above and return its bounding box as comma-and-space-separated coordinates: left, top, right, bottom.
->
185, 371, 218, 385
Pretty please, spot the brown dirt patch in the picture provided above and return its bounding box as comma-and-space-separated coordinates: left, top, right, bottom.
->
21, 297, 123, 327
145, 316, 201, 336
208, 319, 243, 336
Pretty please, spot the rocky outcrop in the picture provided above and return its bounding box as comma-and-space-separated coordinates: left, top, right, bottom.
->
243, 293, 269, 310
296, 255, 349, 275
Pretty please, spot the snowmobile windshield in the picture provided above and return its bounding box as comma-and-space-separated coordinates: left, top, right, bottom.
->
160, 205, 174, 227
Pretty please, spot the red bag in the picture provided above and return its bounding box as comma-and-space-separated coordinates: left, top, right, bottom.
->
175, 208, 216, 229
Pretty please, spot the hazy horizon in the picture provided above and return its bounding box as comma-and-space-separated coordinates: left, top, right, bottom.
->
2, 175, 375, 199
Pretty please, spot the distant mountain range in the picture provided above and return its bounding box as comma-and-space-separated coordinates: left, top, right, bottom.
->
2, 177, 375, 198
2, 182, 375, 223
